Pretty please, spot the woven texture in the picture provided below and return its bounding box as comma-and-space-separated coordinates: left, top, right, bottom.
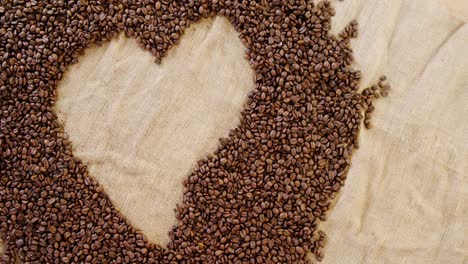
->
2, 0, 466, 263
324, 0, 467, 263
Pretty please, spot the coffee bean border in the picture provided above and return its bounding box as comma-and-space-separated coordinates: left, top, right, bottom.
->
0, 1, 388, 263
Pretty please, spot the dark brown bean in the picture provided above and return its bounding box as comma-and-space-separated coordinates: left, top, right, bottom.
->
0, 0, 388, 263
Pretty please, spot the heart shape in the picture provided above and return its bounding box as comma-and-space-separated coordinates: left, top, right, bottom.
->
55, 17, 254, 245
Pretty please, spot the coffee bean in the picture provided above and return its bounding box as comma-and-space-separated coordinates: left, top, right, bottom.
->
0, 0, 387, 263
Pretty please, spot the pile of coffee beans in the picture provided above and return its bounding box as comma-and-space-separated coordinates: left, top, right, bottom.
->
0, 0, 388, 263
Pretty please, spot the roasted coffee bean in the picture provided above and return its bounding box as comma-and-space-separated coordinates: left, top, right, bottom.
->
0, 0, 387, 263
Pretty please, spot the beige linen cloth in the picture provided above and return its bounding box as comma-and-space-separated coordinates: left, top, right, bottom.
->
2, 0, 467, 263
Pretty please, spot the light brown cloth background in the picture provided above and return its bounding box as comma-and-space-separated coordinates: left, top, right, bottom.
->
1, 0, 467, 263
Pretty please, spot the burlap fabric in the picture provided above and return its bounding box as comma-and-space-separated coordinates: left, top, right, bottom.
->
1, 0, 466, 263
